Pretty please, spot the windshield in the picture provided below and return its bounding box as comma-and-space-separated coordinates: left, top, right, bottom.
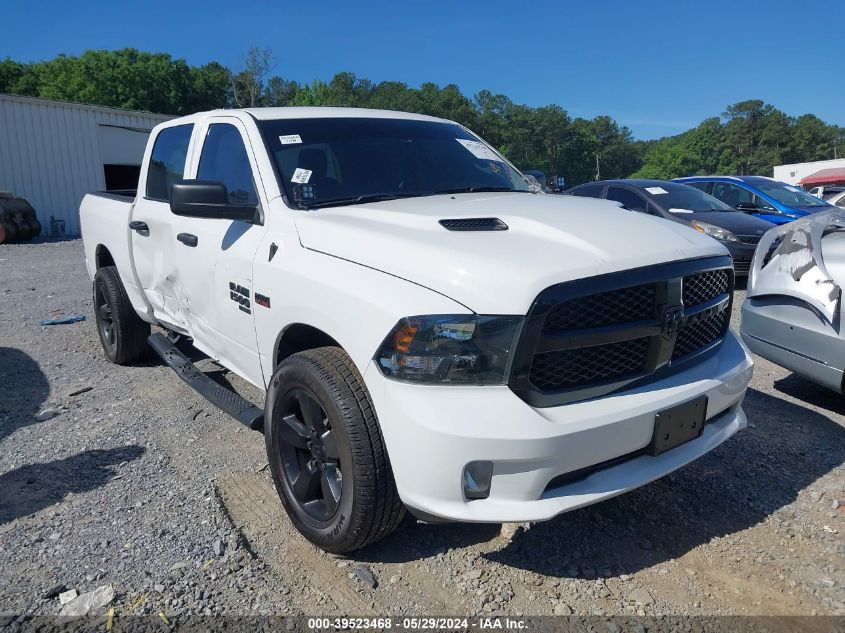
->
750, 180, 832, 208
258, 117, 532, 209
646, 183, 734, 212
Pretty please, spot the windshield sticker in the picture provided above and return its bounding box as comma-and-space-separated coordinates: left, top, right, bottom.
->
668, 208, 694, 214
456, 138, 501, 161
786, 186, 801, 192
279, 134, 302, 145
645, 186, 668, 195
291, 168, 312, 184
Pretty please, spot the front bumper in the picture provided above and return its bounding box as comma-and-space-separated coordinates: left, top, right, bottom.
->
364, 330, 754, 523
724, 241, 759, 275
741, 297, 845, 393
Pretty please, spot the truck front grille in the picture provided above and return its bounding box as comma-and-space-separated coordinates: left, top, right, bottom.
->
543, 283, 656, 332
509, 256, 733, 407
530, 337, 650, 391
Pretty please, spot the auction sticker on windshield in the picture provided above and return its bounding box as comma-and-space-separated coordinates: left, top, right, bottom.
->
456, 138, 501, 161
646, 186, 668, 195
291, 168, 312, 183
279, 134, 303, 144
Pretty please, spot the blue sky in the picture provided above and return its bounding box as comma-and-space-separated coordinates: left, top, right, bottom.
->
2, 0, 842, 139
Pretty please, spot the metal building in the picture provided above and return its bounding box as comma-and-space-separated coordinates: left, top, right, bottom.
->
773, 157, 845, 186
0, 94, 172, 237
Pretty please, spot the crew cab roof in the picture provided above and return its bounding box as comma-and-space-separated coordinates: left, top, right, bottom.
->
234, 106, 449, 123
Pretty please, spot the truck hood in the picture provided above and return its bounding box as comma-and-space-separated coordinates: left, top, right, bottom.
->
294, 192, 728, 314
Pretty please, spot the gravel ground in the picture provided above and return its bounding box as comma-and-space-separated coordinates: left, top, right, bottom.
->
0, 239, 843, 621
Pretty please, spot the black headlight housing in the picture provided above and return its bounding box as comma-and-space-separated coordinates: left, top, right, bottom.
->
375, 315, 524, 385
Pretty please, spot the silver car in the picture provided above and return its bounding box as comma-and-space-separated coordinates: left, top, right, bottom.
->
741, 209, 845, 393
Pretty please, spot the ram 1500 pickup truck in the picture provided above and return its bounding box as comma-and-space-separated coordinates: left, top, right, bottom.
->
80, 107, 754, 553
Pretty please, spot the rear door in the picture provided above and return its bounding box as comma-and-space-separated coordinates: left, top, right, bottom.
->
129, 122, 196, 330
170, 116, 269, 387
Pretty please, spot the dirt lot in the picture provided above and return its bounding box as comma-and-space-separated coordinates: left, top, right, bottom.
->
1, 239, 843, 621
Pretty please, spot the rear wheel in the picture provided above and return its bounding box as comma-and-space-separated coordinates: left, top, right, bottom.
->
265, 347, 405, 553
93, 266, 150, 364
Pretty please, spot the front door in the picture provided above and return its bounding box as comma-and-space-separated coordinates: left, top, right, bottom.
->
170, 117, 269, 387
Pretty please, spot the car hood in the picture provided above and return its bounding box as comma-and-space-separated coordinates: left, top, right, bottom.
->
294, 192, 728, 314
684, 211, 775, 235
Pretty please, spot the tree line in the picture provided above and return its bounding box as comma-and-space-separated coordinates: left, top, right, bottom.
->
2, 48, 842, 187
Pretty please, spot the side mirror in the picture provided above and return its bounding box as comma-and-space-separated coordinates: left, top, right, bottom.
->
735, 202, 759, 212
170, 180, 259, 223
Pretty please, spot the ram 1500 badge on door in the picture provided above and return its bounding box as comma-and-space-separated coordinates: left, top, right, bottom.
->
80, 108, 754, 553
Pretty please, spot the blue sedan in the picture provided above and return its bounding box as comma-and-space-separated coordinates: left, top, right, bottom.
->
672, 175, 834, 224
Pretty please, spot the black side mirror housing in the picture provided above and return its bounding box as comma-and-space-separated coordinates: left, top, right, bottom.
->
169, 180, 259, 223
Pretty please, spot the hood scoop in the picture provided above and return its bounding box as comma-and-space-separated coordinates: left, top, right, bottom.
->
439, 217, 509, 232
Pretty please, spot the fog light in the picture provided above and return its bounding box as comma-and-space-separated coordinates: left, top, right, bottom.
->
463, 461, 493, 500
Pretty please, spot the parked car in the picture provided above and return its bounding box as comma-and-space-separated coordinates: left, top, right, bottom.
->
742, 209, 845, 393
822, 187, 845, 207
673, 176, 834, 225
566, 179, 776, 275
808, 185, 844, 199
80, 107, 753, 553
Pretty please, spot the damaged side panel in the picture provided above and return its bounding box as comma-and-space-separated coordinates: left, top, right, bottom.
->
742, 209, 845, 393
748, 210, 845, 324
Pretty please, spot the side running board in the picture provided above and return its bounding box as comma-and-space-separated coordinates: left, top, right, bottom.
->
148, 332, 264, 431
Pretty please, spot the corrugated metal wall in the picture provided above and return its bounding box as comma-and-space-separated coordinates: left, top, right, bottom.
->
0, 94, 172, 237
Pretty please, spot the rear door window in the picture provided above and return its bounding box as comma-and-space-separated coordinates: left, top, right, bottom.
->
606, 186, 648, 212
569, 184, 604, 198
711, 182, 754, 208
146, 124, 193, 201
684, 181, 711, 194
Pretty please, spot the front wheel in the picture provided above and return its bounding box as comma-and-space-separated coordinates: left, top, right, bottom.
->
264, 347, 405, 553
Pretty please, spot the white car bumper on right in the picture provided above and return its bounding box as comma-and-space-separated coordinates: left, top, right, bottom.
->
364, 330, 753, 523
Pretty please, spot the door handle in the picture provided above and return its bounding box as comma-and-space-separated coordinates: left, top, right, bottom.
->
129, 220, 149, 233
177, 232, 198, 247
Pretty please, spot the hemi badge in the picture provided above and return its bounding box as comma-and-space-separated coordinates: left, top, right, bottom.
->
255, 293, 271, 308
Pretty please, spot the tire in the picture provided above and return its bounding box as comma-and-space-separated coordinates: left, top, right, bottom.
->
265, 347, 405, 553
93, 266, 150, 365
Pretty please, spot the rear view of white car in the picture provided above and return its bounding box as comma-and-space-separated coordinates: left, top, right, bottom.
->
80, 107, 754, 552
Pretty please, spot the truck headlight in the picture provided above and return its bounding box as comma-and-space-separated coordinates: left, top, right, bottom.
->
376, 315, 523, 384
690, 221, 739, 243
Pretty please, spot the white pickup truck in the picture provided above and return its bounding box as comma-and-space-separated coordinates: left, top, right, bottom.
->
80, 107, 754, 553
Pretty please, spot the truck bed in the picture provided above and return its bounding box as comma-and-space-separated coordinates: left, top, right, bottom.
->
79, 190, 152, 321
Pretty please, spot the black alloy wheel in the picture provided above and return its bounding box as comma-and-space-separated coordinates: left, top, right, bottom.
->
95, 283, 116, 349
278, 388, 343, 520
92, 266, 150, 365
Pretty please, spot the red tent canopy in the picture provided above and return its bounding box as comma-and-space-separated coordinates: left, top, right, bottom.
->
799, 168, 845, 186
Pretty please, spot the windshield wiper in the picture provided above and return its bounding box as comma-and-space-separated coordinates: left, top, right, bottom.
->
302, 193, 421, 210
433, 186, 530, 195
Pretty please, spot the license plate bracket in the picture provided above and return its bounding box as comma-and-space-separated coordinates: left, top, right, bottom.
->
648, 395, 708, 456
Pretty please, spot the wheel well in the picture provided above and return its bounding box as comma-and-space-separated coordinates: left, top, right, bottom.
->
95, 245, 115, 269
275, 324, 341, 368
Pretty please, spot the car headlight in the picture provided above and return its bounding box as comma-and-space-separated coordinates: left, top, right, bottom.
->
376, 315, 524, 384
690, 220, 739, 242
